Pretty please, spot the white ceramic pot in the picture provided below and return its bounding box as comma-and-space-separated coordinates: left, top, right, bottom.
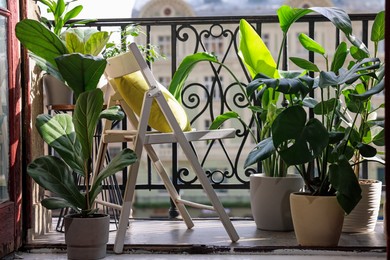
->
290, 192, 344, 246
343, 179, 382, 233
250, 173, 304, 231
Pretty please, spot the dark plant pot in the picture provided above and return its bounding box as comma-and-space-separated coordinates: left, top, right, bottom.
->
250, 173, 303, 231
43, 74, 73, 105
64, 213, 110, 260
290, 192, 344, 247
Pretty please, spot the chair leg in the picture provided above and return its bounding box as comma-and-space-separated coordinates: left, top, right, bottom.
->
144, 144, 194, 229
113, 160, 139, 254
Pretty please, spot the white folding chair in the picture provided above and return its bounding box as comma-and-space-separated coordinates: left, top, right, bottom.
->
93, 42, 239, 253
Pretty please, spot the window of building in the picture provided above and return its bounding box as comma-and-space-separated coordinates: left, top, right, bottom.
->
203, 36, 224, 57
157, 35, 171, 57
204, 76, 223, 100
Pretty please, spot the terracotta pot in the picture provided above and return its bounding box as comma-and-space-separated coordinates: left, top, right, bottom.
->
250, 173, 303, 231
43, 74, 73, 105
343, 179, 382, 233
64, 213, 110, 260
290, 192, 344, 247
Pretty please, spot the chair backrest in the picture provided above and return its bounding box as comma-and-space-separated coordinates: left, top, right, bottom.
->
105, 42, 158, 91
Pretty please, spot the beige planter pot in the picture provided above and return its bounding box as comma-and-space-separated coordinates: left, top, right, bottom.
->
65, 214, 110, 260
290, 193, 344, 247
43, 74, 73, 105
250, 173, 303, 231
343, 179, 382, 233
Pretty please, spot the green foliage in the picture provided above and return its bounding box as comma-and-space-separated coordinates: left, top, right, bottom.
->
27, 54, 137, 216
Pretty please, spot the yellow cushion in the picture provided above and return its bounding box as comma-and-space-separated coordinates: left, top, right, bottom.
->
113, 71, 192, 133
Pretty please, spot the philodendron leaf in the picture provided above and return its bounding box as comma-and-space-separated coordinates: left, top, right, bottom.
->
371, 11, 385, 42
73, 89, 104, 161
35, 113, 84, 176
55, 53, 107, 99
169, 52, 218, 102
329, 158, 361, 214
27, 156, 86, 211
298, 33, 325, 55
15, 19, 68, 68
272, 106, 328, 166
244, 137, 275, 168
289, 57, 320, 72
349, 79, 384, 101
238, 19, 278, 79
100, 106, 125, 121
330, 42, 348, 72
89, 148, 137, 205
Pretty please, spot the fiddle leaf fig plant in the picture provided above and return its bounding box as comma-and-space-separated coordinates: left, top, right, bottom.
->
27, 54, 136, 216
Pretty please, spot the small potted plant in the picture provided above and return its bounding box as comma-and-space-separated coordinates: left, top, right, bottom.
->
15, 0, 110, 105
27, 53, 137, 259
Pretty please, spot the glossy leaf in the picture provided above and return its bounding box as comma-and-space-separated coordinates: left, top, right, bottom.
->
35, 114, 84, 176
55, 53, 107, 99
244, 137, 275, 168
27, 156, 86, 211
372, 129, 385, 146
371, 11, 385, 42
290, 57, 320, 72
15, 19, 68, 68
277, 5, 311, 33
272, 106, 328, 166
330, 42, 348, 72
100, 106, 125, 121
169, 52, 218, 102
329, 158, 361, 214
349, 79, 384, 101
310, 7, 352, 35
89, 148, 137, 204
238, 19, 278, 79
298, 33, 325, 55
73, 89, 104, 161
41, 197, 76, 210
63, 5, 83, 23
209, 111, 240, 130
356, 143, 377, 157
85, 31, 111, 56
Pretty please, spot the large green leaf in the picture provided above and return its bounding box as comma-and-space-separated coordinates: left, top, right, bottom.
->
27, 156, 86, 211
310, 7, 352, 35
329, 158, 362, 214
238, 19, 278, 79
298, 33, 325, 55
89, 148, 137, 205
169, 52, 218, 102
209, 111, 240, 130
277, 5, 312, 34
35, 113, 84, 176
73, 89, 104, 161
55, 53, 107, 99
349, 78, 384, 101
289, 57, 320, 72
272, 106, 328, 166
63, 5, 83, 24
85, 31, 111, 56
15, 19, 68, 68
244, 137, 275, 168
64, 31, 84, 53
330, 42, 348, 72
371, 11, 385, 42
41, 197, 77, 210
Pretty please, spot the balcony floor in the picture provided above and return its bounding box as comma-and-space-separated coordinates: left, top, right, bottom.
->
20, 218, 386, 259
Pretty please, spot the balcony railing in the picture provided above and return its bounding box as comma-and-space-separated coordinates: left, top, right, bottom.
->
71, 13, 380, 218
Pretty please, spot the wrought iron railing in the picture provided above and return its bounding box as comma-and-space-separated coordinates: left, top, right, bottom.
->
75, 13, 379, 217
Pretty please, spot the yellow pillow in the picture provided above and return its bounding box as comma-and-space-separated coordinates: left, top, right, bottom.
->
113, 71, 192, 133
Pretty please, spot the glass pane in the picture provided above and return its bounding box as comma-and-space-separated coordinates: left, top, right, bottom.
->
0, 1, 6, 9
0, 16, 9, 203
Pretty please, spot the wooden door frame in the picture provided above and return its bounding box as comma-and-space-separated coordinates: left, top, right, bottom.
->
0, 0, 22, 257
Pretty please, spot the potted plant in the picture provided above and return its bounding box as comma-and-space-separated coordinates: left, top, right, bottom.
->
27, 53, 137, 259
15, 0, 110, 105
258, 7, 385, 245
